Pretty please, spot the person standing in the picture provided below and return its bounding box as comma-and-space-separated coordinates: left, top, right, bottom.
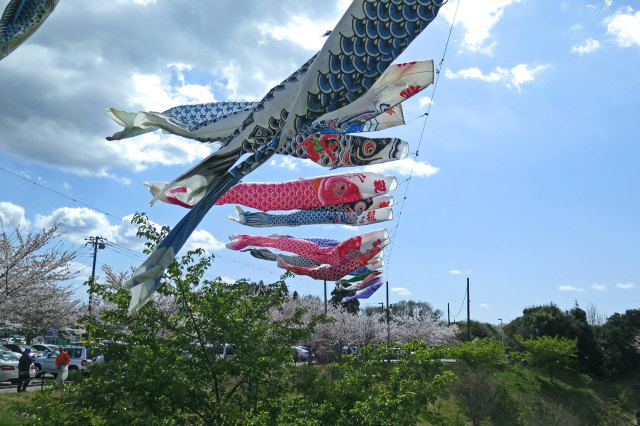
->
17, 349, 32, 392
55, 346, 70, 387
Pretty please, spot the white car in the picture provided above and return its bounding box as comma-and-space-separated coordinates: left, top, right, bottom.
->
33, 346, 92, 377
0, 351, 35, 384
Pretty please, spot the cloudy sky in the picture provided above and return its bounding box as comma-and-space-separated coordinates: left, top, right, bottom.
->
1, 0, 638, 324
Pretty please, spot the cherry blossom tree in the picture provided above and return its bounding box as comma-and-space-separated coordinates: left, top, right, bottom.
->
273, 296, 457, 351
0, 222, 82, 342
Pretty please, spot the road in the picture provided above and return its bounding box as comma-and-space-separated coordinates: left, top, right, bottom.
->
0, 377, 56, 394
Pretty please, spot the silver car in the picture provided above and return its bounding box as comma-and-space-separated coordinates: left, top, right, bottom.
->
33, 346, 92, 377
0, 351, 35, 384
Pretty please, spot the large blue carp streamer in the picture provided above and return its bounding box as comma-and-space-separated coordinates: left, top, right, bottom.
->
125, 0, 445, 312
229, 206, 393, 227
106, 59, 432, 142
107, 102, 256, 142
0, 0, 59, 61
342, 281, 383, 302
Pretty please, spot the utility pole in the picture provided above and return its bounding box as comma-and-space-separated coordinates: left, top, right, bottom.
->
447, 302, 450, 326
466, 277, 471, 341
85, 236, 106, 317
498, 318, 504, 344
386, 281, 391, 363
324, 280, 327, 314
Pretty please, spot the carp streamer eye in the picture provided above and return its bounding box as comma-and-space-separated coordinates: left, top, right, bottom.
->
333, 182, 348, 197
354, 201, 367, 211
349, 249, 361, 258
362, 140, 377, 157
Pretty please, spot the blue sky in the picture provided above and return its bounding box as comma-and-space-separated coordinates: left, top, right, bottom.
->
0, 0, 638, 325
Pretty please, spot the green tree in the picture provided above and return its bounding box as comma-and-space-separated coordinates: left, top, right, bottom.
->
329, 285, 359, 314
451, 339, 505, 426
505, 303, 603, 373
28, 213, 323, 424
269, 342, 454, 426
389, 299, 444, 321
599, 309, 640, 374
455, 320, 501, 342
519, 335, 577, 383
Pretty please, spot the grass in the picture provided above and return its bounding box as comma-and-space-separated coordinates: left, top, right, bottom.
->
421, 364, 640, 425
0, 392, 34, 426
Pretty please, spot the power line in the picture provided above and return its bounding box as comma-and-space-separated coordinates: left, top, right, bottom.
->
0, 166, 124, 220
383, 0, 462, 277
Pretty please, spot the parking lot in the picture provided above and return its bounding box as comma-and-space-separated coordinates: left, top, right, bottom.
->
0, 376, 56, 394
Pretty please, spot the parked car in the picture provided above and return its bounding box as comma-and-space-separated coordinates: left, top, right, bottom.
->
0, 351, 35, 384
3, 344, 45, 360
33, 346, 93, 377
210, 344, 236, 361
292, 346, 309, 362
31, 344, 58, 354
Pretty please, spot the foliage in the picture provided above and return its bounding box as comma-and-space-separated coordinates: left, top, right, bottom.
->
329, 285, 359, 315
453, 338, 505, 370
265, 343, 454, 425
391, 299, 444, 321
455, 320, 501, 342
361, 299, 444, 323
599, 309, 640, 374
519, 335, 577, 383
0, 221, 82, 341
452, 367, 498, 426
505, 303, 603, 373
449, 339, 505, 426
27, 213, 323, 424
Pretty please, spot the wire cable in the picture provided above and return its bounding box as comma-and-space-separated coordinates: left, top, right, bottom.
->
383, 0, 462, 276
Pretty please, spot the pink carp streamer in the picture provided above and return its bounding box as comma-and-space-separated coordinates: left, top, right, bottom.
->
147, 172, 396, 211
276, 244, 386, 281
227, 229, 388, 268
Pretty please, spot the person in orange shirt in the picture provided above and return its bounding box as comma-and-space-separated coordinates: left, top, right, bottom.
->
55, 346, 70, 387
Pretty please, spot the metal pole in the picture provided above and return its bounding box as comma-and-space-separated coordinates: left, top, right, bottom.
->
499, 318, 504, 344
324, 280, 327, 314
447, 303, 450, 326
386, 281, 390, 363
466, 277, 471, 341
89, 237, 99, 317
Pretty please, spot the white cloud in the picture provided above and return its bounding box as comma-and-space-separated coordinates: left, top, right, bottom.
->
480, 303, 491, 309
269, 157, 301, 171
0, 202, 30, 228
419, 96, 433, 108
440, 0, 522, 54
32, 207, 225, 255
131, 68, 215, 112
107, 132, 212, 173
615, 282, 635, 290
571, 39, 601, 54
591, 283, 607, 291
391, 287, 411, 296
258, 0, 350, 51
445, 64, 550, 91
259, 16, 336, 52
606, 7, 640, 47
364, 158, 439, 178
449, 270, 463, 275
184, 229, 226, 253
558, 285, 585, 292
